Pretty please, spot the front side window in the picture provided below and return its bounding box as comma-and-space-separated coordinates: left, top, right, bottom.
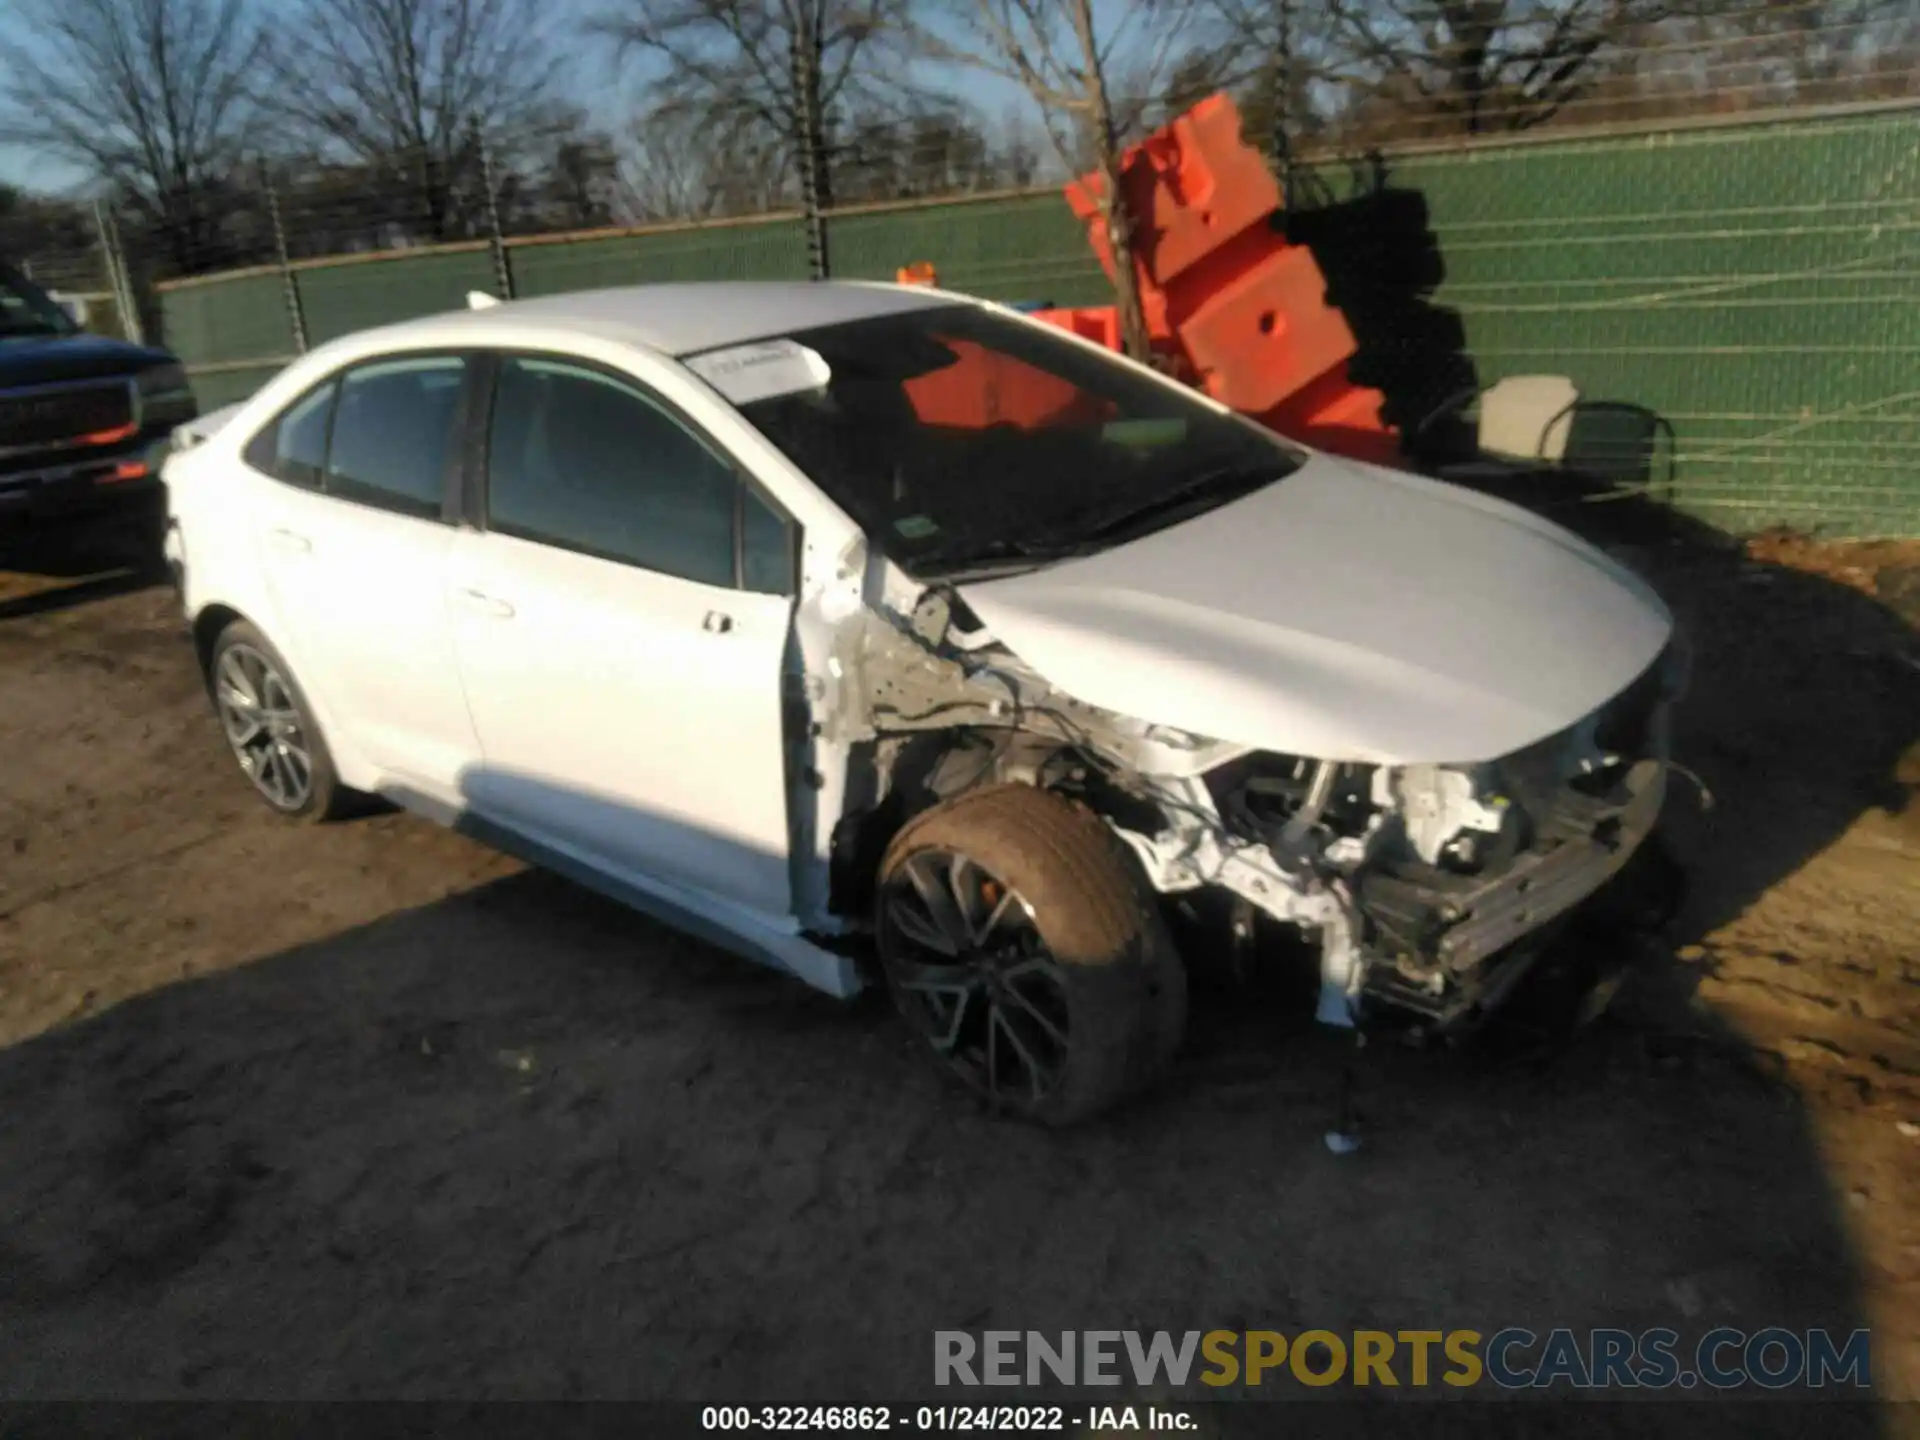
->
486, 357, 751, 590
324, 356, 466, 519
711, 303, 1305, 580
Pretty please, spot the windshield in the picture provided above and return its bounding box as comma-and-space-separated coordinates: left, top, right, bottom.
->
0, 264, 79, 341
714, 303, 1303, 580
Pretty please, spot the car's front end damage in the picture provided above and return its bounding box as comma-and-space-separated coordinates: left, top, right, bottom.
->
823, 592, 1682, 1037
1199, 651, 1678, 1030
679, 291, 1691, 1113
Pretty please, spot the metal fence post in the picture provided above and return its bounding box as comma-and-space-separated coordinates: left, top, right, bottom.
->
480, 140, 514, 300
795, 34, 830, 281
1270, 0, 1298, 240
261, 166, 309, 354
90, 199, 145, 345
107, 204, 143, 344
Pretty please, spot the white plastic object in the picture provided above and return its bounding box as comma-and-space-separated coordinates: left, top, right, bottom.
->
1477, 374, 1579, 463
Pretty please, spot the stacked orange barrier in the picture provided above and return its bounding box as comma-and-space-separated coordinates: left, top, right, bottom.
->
1031, 95, 1401, 467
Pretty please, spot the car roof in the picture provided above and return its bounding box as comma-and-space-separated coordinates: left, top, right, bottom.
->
391, 280, 958, 357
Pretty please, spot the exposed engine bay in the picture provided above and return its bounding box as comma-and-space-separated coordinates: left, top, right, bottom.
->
819, 585, 1682, 1034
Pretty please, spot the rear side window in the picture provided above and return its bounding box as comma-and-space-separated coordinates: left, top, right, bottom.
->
486, 358, 745, 589
325, 356, 466, 519
243, 381, 336, 489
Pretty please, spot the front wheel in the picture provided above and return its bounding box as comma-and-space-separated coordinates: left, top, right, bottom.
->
875, 784, 1187, 1125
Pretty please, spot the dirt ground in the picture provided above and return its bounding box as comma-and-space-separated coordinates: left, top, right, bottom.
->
0, 513, 1915, 1420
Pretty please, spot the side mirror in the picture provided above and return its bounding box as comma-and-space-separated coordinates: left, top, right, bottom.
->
51, 292, 91, 328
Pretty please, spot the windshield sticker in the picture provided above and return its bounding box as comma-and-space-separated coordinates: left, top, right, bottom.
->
894, 514, 940, 540
684, 339, 833, 405
1102, 418, 1189, 448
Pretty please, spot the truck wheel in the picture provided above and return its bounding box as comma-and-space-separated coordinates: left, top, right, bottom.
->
875, 784, 1187, 1125
207, 620, 348, 822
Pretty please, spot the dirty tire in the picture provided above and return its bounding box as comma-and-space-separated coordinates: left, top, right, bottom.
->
876, 784, 1187, 1126
206, 619, 349, 823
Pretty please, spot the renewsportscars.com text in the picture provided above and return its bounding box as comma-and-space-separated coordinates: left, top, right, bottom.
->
934, 1327, 1872, 1391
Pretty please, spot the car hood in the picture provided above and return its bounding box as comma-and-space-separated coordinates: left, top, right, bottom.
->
0, 331, 178, 387
957, 453, 1674, 765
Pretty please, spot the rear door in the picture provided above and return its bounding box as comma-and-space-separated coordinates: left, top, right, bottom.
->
445, 353, 800, 921
244, 354, 480, 797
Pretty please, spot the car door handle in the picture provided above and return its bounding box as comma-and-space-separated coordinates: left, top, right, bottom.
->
457, 588, 515, 619
702, 610, 734, 635
268, 528, 311, 553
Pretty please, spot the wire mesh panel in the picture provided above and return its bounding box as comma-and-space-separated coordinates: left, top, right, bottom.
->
508, 217, 814, 298
1296, 105, 1920, 534
827, 194, 1109, 307
127, 94, 1912, 537
294, 249, 500, 347
160, 273, 300, 375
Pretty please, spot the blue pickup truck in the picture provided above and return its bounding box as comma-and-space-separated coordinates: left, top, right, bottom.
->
0, 260, 196, 537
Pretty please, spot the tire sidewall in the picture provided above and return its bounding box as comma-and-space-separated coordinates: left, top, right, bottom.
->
877, 785, 1186, 1125
208, 620, 340, 821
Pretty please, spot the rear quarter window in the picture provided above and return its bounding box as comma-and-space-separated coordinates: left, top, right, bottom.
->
242, 382, 336, 490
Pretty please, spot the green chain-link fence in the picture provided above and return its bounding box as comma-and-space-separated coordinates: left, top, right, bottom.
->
155, 102, 1920, 537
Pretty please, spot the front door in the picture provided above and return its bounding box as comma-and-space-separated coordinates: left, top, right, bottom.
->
446, 354, 800, 921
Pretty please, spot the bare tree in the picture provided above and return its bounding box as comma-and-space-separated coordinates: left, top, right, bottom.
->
1325, 0, 1920, 138
593, 0, 918, 214
1318, 0, 1718, 136
619, 109, 793, 221
271, 0, 562, 242
0, 0, 269, 274
993, 111, 1048, 187
1634, 0, 1920, 112
0, 186, 104, 292
1186, 0, 1343, 148
926, 0, 1198, 361
833, 100, 1008, 202
486, 109, 628, 232
535, 130, 627, 232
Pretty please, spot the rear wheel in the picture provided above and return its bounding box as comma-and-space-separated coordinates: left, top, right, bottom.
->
207, 620, 348, 822
875, 784, 1187, 1125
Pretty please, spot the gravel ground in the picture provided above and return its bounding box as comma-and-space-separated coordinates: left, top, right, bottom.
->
0, 513, 1914, 1420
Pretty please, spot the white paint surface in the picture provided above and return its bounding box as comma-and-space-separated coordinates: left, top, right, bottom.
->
961, 452, 1673, 765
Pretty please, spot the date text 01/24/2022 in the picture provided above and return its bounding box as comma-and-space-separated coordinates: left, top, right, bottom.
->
700, 1405, 1196, 1431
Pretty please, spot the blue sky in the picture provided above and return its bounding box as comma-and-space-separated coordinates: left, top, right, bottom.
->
0, 0, 1164, 196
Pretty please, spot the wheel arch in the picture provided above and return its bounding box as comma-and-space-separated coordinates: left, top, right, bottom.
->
827, 724, 1169, 928
189, 605, 379, 797
190, 602, 247, 686
871, 779, 1188, 1124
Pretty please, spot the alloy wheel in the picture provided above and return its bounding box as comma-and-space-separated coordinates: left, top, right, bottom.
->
879, 846, 1074, 1106
214, 642, 314, 811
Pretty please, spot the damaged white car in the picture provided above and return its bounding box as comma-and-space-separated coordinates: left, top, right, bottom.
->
163, 281, 1684, 1123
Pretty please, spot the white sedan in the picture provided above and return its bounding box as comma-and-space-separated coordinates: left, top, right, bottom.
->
163, 280, 1682, 1123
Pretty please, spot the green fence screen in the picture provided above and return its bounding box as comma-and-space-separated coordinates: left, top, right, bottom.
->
157, 104, 1920, 536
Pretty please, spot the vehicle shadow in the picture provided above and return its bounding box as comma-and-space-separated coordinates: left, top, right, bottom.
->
1465, 472, 1917, 1066
0, 776, 1883, 1422
0, 503, 168, 621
